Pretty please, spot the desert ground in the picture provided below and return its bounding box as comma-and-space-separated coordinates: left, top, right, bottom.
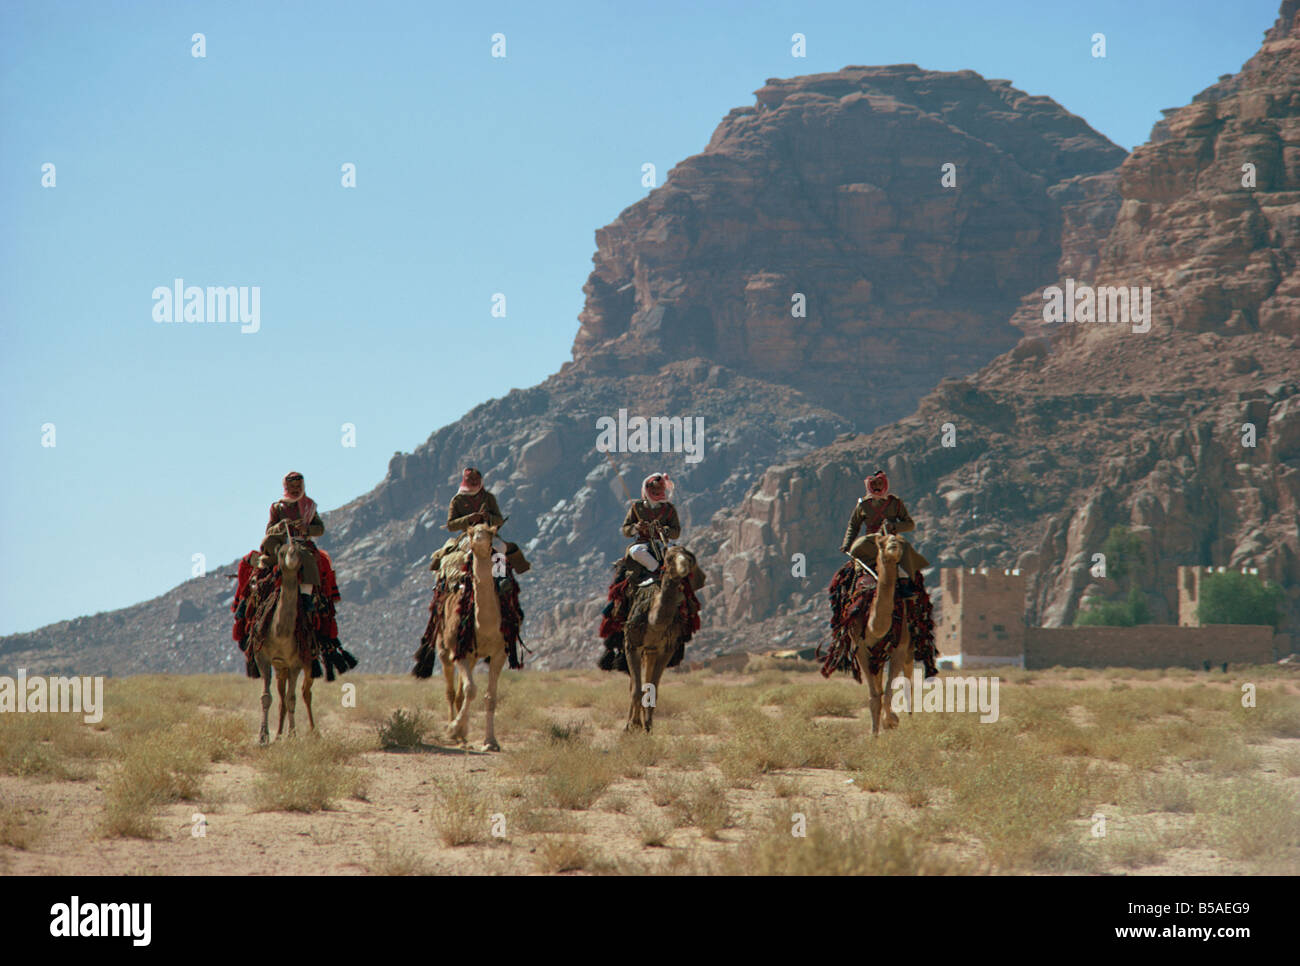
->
1, 660, 1298, 875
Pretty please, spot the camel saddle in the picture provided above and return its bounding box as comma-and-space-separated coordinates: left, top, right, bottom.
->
259, 533, 322, 586
430, 536, 530, 578
433, 544, 471, 585
847, 534, 929, 583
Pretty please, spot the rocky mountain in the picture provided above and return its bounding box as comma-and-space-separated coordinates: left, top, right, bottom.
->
572, 64, 1125, 423
10, 3, 1296, 676
699, 0, 1300, 655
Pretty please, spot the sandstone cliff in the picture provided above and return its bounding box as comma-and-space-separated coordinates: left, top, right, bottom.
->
571, 64, 1124, 423
701, 0, 1300, 655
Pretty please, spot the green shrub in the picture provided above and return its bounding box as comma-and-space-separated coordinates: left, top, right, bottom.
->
1196, 571, 1284, 629
377, 709, 428, 750
1076, 586, 1151, 627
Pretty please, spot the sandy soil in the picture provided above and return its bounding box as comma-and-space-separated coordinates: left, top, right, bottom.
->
1, 667, 1296, 875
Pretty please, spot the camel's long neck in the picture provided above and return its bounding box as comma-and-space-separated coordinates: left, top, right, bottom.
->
274, 566, 300, 637
471, 550, 501, 633
867, 556, 897, 638
649, 576, 684, 628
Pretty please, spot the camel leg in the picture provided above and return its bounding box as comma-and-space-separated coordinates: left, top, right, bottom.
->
899, 626, 914, 718
448, 656, 477, 743
883, 647, 902, 730
275, 667, 289, 739
638, 647, 658, 732
256, 652, 272, 745
626, 645, 645, 732
644, 648, 671, 733
863, 647, 885, 738
440, 654, 458, 724
285, 666, 300, 735
302, 667, 315, 732
481, 650, 506, 752
453, 666, 467, 714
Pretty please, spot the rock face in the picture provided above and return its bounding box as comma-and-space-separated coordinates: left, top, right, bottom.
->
572, 65, 1125, 423
7, 5, 1295, 675
702, 1, 1300, 655
0, 360, 852, 674
1, 62, 1126, 675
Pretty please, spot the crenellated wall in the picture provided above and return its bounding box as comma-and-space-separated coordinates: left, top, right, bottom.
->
940, 566, 1281, 668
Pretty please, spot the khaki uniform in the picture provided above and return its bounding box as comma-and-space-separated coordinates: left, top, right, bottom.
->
621, 499, 681, 572
431, 490, 530, 574
621, 499, 681, 541
446, 490, 504, 532
841, 494, 930, 576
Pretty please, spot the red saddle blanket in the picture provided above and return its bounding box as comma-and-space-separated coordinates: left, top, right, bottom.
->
232, 547, 340, 643
597, 562, 701, 672
411, 559, 526, 677
818, 560, 936, 680
231, 548, 355, 680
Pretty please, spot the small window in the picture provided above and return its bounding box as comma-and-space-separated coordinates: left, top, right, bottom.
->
992, 624, 1005, 632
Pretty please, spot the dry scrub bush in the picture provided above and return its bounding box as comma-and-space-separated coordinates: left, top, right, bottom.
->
369, 836, 428, 875
1101, 827, 1167, 870
795, 684, 861, 719
715, 706, 864, 786
100, 731, 210, 838
506, 732, 619, 810
671, 777, 732, 839
938, 744, 1101, 872
1238, 701, 1300, 741
0, 712, 102, 779
711, 808, 968, 876
543, 745, 618, 809
429, 773, 491, 846
251, 735, 369, 813
1195, 778, 1300, 860
377, 708, 429, 750
638, 813, 670, 847
1133, 771, 1196, 813
534, 836, 590, 873
0, 805, 45, 850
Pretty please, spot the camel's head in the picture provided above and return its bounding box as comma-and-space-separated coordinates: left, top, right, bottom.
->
278, 537, 302, 575
663, 546, 694, 580
662, 546, 705, 590
468, 522, 499, 556
874, 525, 903, 564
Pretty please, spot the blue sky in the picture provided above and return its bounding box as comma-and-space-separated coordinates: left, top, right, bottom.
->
0, 0, 1281, 635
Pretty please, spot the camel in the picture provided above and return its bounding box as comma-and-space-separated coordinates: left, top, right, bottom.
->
624, 546, 702, 733
850, 525, 914, 737
439, 522, 508, 751
254, 535, 315, 743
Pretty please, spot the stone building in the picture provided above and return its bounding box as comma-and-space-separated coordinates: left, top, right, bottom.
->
940, 567, 1027, 668
938, 567, 1281, 669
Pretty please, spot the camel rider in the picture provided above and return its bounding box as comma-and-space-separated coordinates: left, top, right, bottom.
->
260, 471, 325, 608
622, 473, 681, 574
448, 466, 504, 533
842, 469, 939, 677
841, 469, 930, 579
598, 472, 682, 655
258, 468, 345, 618
431, 467, 530, 574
